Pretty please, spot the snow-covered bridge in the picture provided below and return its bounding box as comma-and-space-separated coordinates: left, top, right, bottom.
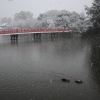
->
0, 28, 72, 40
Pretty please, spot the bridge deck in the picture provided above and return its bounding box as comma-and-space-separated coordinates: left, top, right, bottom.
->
0, 28, 72, 35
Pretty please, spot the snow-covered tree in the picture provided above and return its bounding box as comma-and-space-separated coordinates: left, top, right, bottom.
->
14, 11, 33, 21
0, 17, 12, 24
13, 11, 35, 28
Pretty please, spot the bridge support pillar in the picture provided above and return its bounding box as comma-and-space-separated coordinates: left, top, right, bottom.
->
51, 33, 57, 38
33, 33, 41, 39
38, 33, 41, 39
10, 34, 18, 40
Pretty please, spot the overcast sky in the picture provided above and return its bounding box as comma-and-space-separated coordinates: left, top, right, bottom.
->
0, 0, 93, 19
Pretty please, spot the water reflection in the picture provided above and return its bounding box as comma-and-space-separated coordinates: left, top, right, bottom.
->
89, 38, 100, 93
0, 36, 100, 100
11, 39, 18, 44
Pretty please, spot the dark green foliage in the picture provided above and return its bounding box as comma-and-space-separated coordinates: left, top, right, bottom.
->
87, 26, 94, 34
85, 0, 100, 35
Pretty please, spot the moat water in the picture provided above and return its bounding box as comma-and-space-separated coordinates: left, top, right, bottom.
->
0, 35, 100, 100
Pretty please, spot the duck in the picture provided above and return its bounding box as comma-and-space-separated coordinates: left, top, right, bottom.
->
75, 80, 83, 84
61, 78, 70, 82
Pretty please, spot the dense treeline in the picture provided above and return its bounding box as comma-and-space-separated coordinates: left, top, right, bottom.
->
0, 10, 91, 33
2, 0, 99, 36
84, 0, 100, 36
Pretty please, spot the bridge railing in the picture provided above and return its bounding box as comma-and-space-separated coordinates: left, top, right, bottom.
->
0, 28, 72, 34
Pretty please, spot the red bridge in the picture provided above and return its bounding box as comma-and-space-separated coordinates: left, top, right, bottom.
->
0, 28, 72, 40
0, 28, 72, 34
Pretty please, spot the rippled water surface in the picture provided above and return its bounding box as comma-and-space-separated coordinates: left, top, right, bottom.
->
0, 35, 100, 100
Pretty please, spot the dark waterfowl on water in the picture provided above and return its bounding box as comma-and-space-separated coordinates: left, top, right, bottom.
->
75, 80, 83, 84
61, 78, 70, 82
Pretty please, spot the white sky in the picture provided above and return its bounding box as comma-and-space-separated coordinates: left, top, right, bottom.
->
0, 0, 93, 19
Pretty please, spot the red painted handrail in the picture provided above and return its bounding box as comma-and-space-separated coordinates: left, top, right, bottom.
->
0, 28, 72, 34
